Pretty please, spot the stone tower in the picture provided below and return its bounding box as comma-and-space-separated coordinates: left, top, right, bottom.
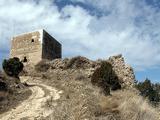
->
10, 29, 62, 64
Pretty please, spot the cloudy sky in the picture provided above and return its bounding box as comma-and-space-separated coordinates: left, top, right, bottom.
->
0, 0, 160, 82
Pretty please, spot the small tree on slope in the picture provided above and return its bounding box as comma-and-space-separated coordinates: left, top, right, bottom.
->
2, 57, 23, 78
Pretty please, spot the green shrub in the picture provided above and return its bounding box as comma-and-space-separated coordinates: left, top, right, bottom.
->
135, 79, 160, 105
91, 61, 121, 95
0, 81, 7, 91
2, 57, 24, 78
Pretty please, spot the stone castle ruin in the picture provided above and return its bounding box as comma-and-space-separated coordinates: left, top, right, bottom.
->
10, 29, 62, 64
10, 30, 135, 88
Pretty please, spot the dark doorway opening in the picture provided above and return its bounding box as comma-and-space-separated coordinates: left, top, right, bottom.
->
31, 39, 34, 42
23, 57, 27, 62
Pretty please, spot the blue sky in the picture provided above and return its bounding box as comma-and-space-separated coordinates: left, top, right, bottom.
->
0, 0, 160, 82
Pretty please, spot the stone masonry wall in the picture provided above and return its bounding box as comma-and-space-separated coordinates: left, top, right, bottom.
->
10, 31, 42, 64
107, 54, 135, 88
42, 31, 61, 60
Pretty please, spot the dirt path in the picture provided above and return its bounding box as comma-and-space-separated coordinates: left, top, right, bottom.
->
0, 76, 62, 120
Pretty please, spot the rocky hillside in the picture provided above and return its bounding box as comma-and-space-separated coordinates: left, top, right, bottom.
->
0, 55, 159, 120
29, 54, 135, 88
0, 71, 31, 114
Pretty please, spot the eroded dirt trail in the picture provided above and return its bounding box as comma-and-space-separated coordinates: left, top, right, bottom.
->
0, 76, 62, 120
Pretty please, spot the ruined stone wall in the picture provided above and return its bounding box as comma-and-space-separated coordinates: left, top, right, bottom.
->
10, 31, 42, 64
42, 31, 61, 60
107, 54, 135, 88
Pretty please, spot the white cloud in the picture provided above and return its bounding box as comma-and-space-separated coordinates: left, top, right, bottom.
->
0, 0, 160, 70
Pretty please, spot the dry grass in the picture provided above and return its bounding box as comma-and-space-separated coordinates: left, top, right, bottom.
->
118, 91, 159, 120
48, 92, 99, 120
37, 70, 101, 120
28, 64, 159, 120
0, 71, 32, 114
98, 90, 159, 120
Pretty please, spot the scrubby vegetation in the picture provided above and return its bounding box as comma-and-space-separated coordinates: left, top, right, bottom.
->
31, 57, 159, 119
35, 60, 50, 72
91, 61, 121, 95
2, 57, 23, 78
38, 68, 158, 120
0, 58, 31, 114
135, 78, 160, 106
0, 56, 159, 120
0, 71, 7, 90
0, 81, 7, 92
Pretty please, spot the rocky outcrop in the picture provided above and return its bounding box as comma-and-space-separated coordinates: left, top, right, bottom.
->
107, 54, 135, 88
49, 56, 96, 69
49, 58, 69, 69
50, 55, 135, 88
64, 56, 94, 69
27, 55, 135, 88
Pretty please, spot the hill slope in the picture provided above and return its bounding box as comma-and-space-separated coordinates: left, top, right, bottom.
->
0, 55, 159, 120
